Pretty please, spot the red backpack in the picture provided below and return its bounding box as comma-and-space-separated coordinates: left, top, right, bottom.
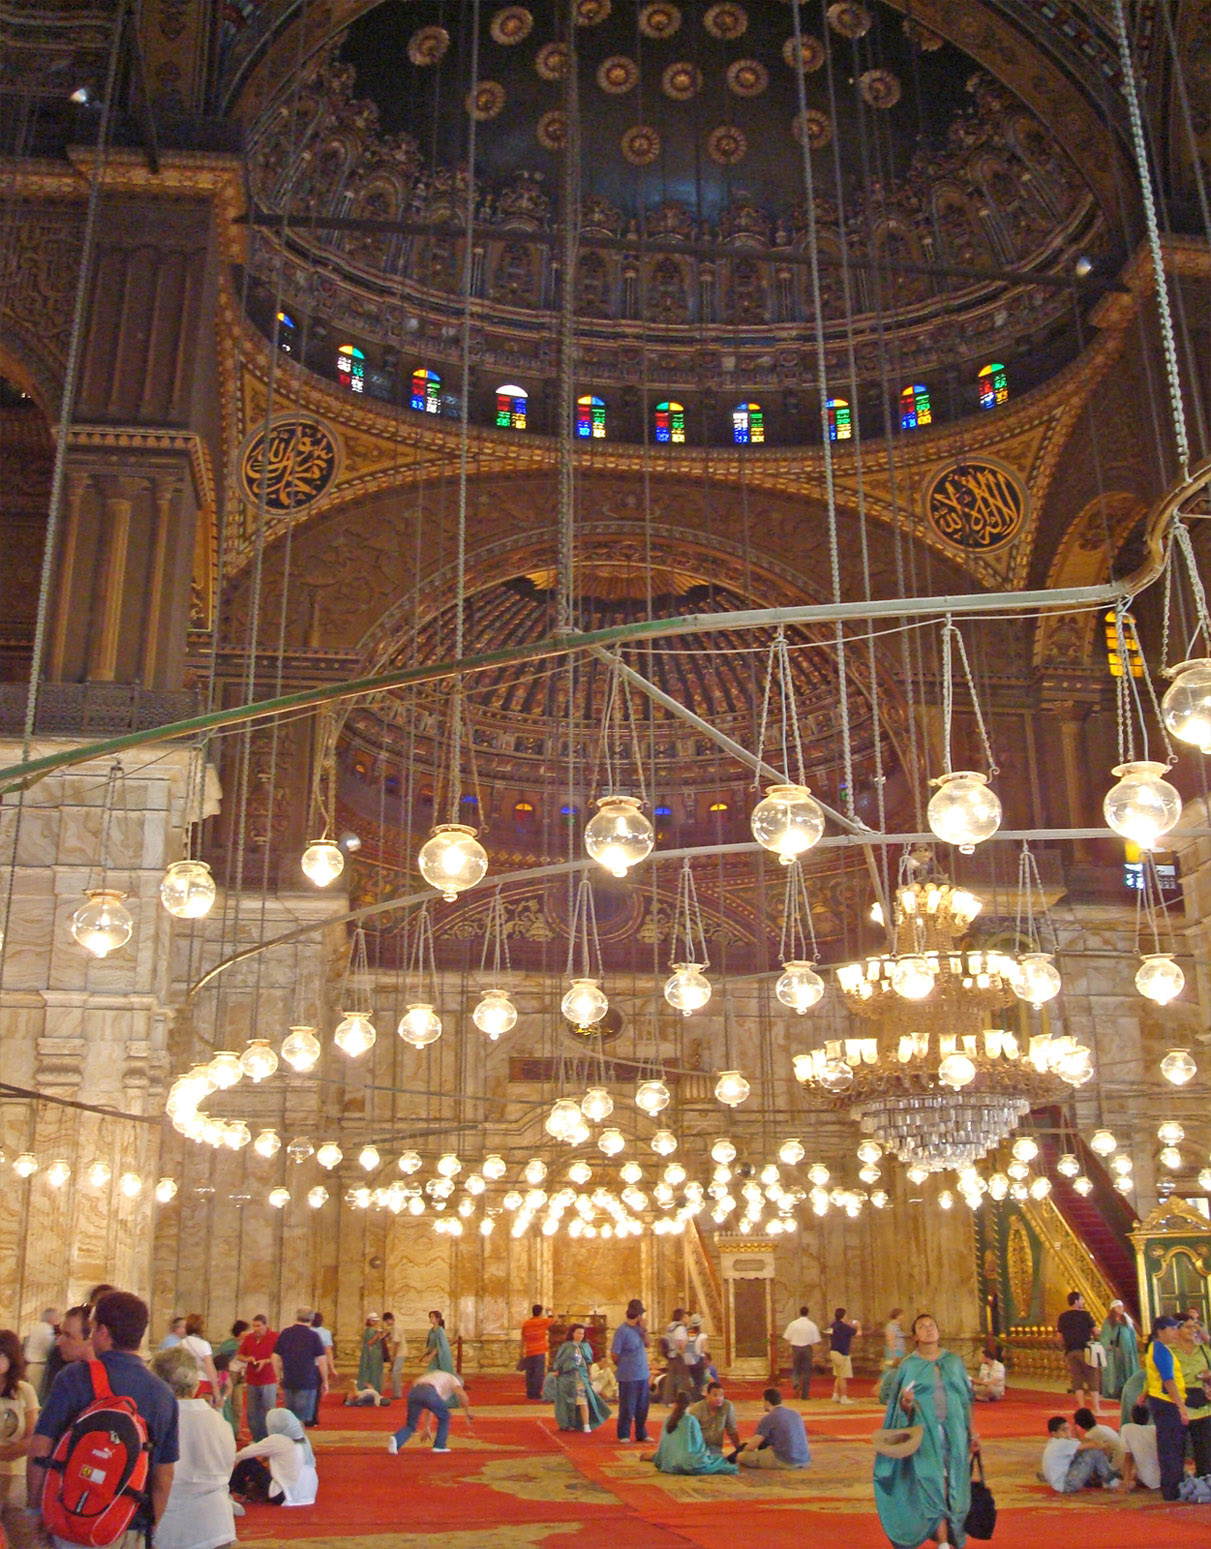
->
41, 1359, 151, 1546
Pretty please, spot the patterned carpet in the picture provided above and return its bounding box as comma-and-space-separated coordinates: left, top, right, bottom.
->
232, 1380, 1208, 1549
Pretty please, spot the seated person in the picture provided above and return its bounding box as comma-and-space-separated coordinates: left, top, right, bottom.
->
972, 1341, 1006, 1401
1120, 1403, 1159, 1491
591, 1361, 618, 1402
149, 1346, 237, 1549
344, 1379, 391, 1407
689, 1381, 741, 1457
738, 1388, 811, 1470
231, 1408, 319, 1505
1072, 1406, 1125, 1471
651, 1392, 737, 1476
1040, 1415, 1121, 1494
1118, 1367, 1146, 1428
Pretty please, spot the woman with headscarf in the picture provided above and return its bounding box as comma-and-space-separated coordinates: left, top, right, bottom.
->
356, 1314, 388, 1395
1098, 1300, 1140, 1401
651, 1392, 737, 1475
551, 1323, 609, 1433
873, 1313, 978, 1549
230, 1408, 319, 1506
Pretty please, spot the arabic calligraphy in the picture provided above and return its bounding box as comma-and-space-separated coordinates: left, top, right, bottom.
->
240, 419, 338, 513
927, 459, 1026, 551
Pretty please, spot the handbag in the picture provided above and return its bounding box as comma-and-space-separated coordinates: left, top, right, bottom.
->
1085, 1339, 1108, 1369
965, 1451, 997, 1540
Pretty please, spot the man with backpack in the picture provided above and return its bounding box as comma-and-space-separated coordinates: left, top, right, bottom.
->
26, 1290, 179, 1548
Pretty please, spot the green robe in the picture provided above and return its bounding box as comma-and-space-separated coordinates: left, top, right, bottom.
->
1119, 1367, 1147, 1427
425, 1325, 460, 1407
653, 1412, 737, 1475
1098, 1317, 1140, 1400
551, 1339, 609, 1431
357, 1327, 386, 1392
215, 1335, 241, 1438
874, 1350, 973, 1549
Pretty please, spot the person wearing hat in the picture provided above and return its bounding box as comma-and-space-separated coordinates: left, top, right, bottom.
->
1145, 1315, 1189, 1500
1097, 1301, 1139, 1401
611, 1299, 651, 1444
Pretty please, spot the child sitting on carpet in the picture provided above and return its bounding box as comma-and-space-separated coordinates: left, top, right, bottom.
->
345, 1378, 392, 1407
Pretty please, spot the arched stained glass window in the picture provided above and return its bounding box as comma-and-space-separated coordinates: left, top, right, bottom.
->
825, 397, 852, 441
337, 344, 364, 393
496, 384, 528, 429
978, 362, 1008, 409
412, 368, 441, 413
1104, 610, 1144, 680
577, 395, 606, 438
655, 401, 685, 444
732, 401, 764, 445
900, 384, 931, 430
275, 311, 295, 353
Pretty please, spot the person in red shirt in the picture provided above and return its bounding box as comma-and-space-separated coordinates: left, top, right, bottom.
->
520, 1305, 553, 1400
238, 1315, 281, 1440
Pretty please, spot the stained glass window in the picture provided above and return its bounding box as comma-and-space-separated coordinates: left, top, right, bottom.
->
978, 362, 1008, 410
1104, 610, 1143, 680
900, 384, 931, 430
825, 397, 851, 441
337, 344, 364, 393
275, 312, 295, 353
577, 395, 606, 438
732, 402, 764, 445
655, 401, 685, 444
496, 384, 527, 429
412, 368, 441, 413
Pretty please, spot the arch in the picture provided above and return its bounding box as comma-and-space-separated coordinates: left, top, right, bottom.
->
825, 398, 851, 442
899, 385, 931, 431
496, 384, 528, 430
654, 402, 685, 445
576, 395, 605, 439
732, 402, 764, 446
978, 362, 1008, 410
411, 368, 441, 414
337, 344, 365, 393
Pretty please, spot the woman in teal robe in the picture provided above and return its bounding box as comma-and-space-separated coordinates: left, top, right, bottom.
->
551, 1324, 610, 1432
415, 1310, 460, 1439
1098, 1303, 1140, 1400
356, 1315, 387, 1393
652, 1394, 737, 1475
874, 1313, 976, 1549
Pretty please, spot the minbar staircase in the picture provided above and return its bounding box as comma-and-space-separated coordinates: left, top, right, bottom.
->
1036, 1108, 1140, 1320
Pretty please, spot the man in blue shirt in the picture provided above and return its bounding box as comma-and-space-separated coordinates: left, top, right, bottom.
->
611, 1298, 651, 1443
27, 1290, 180, 1546
275, 1306, 328, 1426
739, 1388, 811, 1469
829, 1307, 861, 1405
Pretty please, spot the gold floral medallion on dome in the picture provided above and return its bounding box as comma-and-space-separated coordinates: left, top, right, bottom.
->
535, 41, 568, 78
536, 110, 567, 151
782, 34, 825, 72
827, 1, 873, 39
466, 81, 506, 120
704, 3, 747, 41
792, 107, 832, 149
726, 58, 769, 97
662, 61, 702, 100
708, 124, 748, 166
576, 0, 611, 26
408, 25, 449, 66
597, 55, 639, 95
639, 3, 682, 40
621, 124, 661, 165
924, 458, 1028, 553
859, 68, 901, 108
490, 7, 534, 46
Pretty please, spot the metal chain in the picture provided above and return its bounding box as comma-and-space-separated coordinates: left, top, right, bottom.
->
944, 619, 999, 776
1173, 523, 1211, 656
752, 631, 780, 790
780, 633, 808, 787
1113, 605, 1136, 763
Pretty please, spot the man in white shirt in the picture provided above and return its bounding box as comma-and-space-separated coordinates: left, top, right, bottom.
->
1041, 1415, 1122, 1493
1073, 1406, 1125, 1470
1120, 1404, 1160, 1490
388, 1369, 474, 1454
782, 1306, 821, 1400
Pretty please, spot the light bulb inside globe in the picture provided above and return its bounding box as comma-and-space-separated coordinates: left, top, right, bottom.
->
436, 1153, 462, 1178
46, 1159, 71, 1188
1157, 1121, 1185, 1145
1090, 1128, 1116, 1157
927, 770, 1003, 853
119, 1172, 142, 1198
778, 1138, 805, 1165
207, 1051, 244, 1090
891, 954, 935, 1001
1013, 952, 1061, 1009
417, 824, 488, 901
155, 1177, 178, 1203
70, 889, 133, 959
580, 1086, 615, 1123
253, 1129, 281, 1159
1160, 1047, 1196, 1086
473, 988, 517, 1039
1056, 1153, 1080, 1178
1103, 761, 1182, 849
300, 839, 345, 887
1072, 1174, 1094, 1196
714, 1070, 751, 1107
334, 1011, 377, 1057
1135, 954, 1185, 1006
938, 1052, 976, 1089
316, 1142, 343, 1170
711, 1138, 737, 1165
775, 960, 825, 1014
1161, 658, 1211, 753
584, 795, 655, 878
307, 1186, 329, 1208
561, 977, 608, 1028
481, 1153, 506, 1180
664, 963, 711, 1016
239, 1039, 278, 1082
87, 1160, 112, 1187
160, 859, 217, 919
268, 1186, 291, 1209
750, 784, 825, 864
358, 1144, 380, 1172
649, 1129, 678, 1156
397, 1004, 442, 1048
281, 1025, 321, 1072
597, 1127, 625, 1156
1158, 1145, 1182, 1171
635, 1079, 671, 1116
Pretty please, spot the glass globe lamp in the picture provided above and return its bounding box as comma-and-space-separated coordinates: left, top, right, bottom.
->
1111, 1154, 1133, 1177
87, 1160, 111, 1187
1161, 658, 1211, 753
155, 1177, 178, 1203
1007, 1160, 1030, 1181
584, 795, 655, 878
1090, 1128, 1116, 1156
711, 1138, 737, 1165
620, 1160, 643, 1184
358, 1144, 381, 1172
1072, 1174, 1094, 1197
856, 1140, 883, 1166
664, 1162, 687, 1186
561, 978, 608, 1028
281, 1025, 321, 1073
286, 1137, 314, 1164
119, 1172, 143, 1198
300, 839, 344, 887
1028, 1175, 1052, 1200
159, 858, 216, 920
473, 988, 517, 1040
417, 824, 488, 901
986, 1173, 1009, 1200
46, 1159, 71, 1188
70, 890, 133, 958
938, 1052, 976, 1090
1013, 952, 1061, 1009
664, 963, 711, 1016
268, 1186, 291, 1209
481, 1153, 506, 1180
597, 1127, 625, 1156
1056, 1044, 1095, 1087
778, 1138, 805, 1166
1198, 1167, 1211, 1192
1103, 761, 1182, 849
859, 1163, 881, 1185
1136, 954, 1185, 1006
225, 1121, 252, 1150
927, 771, 1003, 853
649, 1129, 678, 1156
397, 1003, 442, 1048
436, 1153, 462, 1178
1011, 1136, 1039, 1163
316, 1142, 343, 1170
1113, 1174, 1134, 1195
580, 1086, 614, 1123
1157, 1120, 1185, 1145
750, 783, 825, 864
545, 1098, 583, 1141
818, 1058, 854, 1094
334, 1011, 377, 1057
714, 1070, 751, 1107
307, 1186, 329, 1208
635, 1079, 671, 1116
1158, 1145, 1182, 1171
1161, 1048, 1197, 1086
1056, 1152, 1080, 1179
523, 1158, 547, 1185
775, 960, 825, 1014
253, 1129, 281, 1159
891, 954, 935, 1000
207, 1051, 244, 1090
240, 1040, 278, 1082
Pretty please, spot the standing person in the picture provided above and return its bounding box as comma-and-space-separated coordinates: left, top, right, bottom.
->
311, 1314, 338, 1388
149, 1346, 236, 1549
1185, 1307, 1209, 1345
275, 1307, 327, 1428
159, 1317, 186, 1352
520, 1304, 553, 1402
689, 1380, 741, 1458
0, 1330, 39, 1549
21, 1310, 58, 1399
1175, 1313, 1211, 1477
1098, 1301, 1139, 1401
230, 1409, 318, 1504
417, 1312, 460, 1441
387, 1369, 474, 1454
683, 1316, 709, 1398
1145, 1316, 1190, 1500
829, 1307, 861, 1405
214, 1320, 248, 1439
43, 1306, 92, 1401
238, 1314, 280, 1442
661, 1309, 692, 1403
884, 1309, 907, 1369
551, 1323, 609, 1433
782, 1305, 821, 1401
27, 1290, 180, 1548
611, 1299, 650, 1444
738, 1388, 811, 1470
356, 1314, 388, 1394
382, 1314, 404, 1399
652, 1391, 738, 1476
873, 1313, 978, 1549
179, 1316, 221, 1407
1056, 1291, 1100, 1415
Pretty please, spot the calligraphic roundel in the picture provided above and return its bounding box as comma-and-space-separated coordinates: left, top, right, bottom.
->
924, 457, 1027, 553
239, 417, 340, 514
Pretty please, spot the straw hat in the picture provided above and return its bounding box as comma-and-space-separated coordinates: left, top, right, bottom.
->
870, 1426, 924, 1459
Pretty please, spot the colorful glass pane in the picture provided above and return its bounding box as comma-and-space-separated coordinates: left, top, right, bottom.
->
497, 384, 527, 429
978, 363, 1008, 409
900, 384, 931, 430
337, 344, 364, 393
733, 401, 764, 445
826, 397, 851, 441
577, 395, 606, 438
412, 368, 441, 413
655, 401, 685, 444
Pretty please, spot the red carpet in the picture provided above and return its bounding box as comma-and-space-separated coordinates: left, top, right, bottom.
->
229, 1380, 1208, 1548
